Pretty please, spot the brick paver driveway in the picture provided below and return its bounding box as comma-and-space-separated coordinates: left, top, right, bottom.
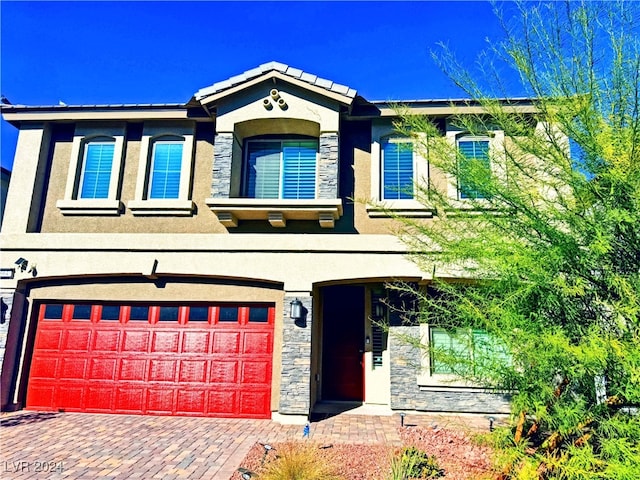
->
1, 410, 405, 479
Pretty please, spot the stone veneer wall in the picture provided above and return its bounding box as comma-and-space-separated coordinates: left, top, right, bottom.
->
210, 133, 233, 198
278, 295, 313, 415
389, 325, 511, 414
318, 133, 339, 199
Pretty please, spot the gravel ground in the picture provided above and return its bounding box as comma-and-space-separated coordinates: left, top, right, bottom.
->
231, 425, 496, 480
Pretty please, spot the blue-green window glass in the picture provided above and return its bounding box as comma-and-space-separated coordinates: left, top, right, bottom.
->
150, 141, 183, 199
382, 141, 413, 200
246, 140, 317, 199
458, 140, 490, 199
430, 328, 509, 375
80, 141, 115, 199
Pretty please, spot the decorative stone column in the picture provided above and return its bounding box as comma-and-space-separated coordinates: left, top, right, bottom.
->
318, 133, 339, 199
210, 133, 234, 198
278, 293, 313, 418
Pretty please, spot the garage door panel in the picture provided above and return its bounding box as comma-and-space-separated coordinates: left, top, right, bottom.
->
62, 329, 92, 351
35, 329, 62, 351
28, 302, 274, 419
119, 358, 147, 381
152, 331, 180, 353
149, 359, 177, 382
56, 385, 84, 410
243, 332, 273, 354
213, 332, 241, 354
239, 390, 270, 417
89, 358, 117, 380
86, 386, 114, 411
60, 358, 88, 379
115, 387, 145, 412
176, 389, 206, 414
210, 360, 239, 383
123, 331, 150, 352
146, 388, 175, 413
242, 360, 272, 385
93, 330, 120, 352
208, 390, 237, 415
182, 331, 210, 353
30, 357, 59, 379
27, 384, 55, 409
179, 360, 207, 383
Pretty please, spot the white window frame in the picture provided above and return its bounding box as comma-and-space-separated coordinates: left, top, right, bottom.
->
128, 123, 195, 216
56, 124, 125, 215
368, 123, 432, 217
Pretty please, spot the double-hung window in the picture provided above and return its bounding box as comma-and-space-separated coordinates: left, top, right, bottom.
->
457, 138, 490, 199
149, 139, 183, 199
245, 139, 317, 199
79, 139, 115, 199
382, 139, 414, 200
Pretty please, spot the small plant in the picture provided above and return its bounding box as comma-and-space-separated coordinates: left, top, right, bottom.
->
258, 442, 342, 480
388, 447, 444, 479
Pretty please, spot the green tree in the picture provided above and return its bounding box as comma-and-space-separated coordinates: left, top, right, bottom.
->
390, 1, 640, 478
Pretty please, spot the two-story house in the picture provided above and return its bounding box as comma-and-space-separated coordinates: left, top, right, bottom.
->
0, 62, 535, 423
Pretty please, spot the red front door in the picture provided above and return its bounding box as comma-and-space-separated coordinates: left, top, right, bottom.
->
26, 302, 274, 418
321, 286, 364, 401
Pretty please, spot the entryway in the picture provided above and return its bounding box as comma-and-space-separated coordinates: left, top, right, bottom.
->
320, 285, 365, 402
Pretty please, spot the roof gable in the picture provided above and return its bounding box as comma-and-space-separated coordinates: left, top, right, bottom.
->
194, 61, 357, 106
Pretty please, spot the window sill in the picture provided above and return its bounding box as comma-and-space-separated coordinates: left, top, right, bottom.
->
367, 200, 436, 218
128, 199, 195, 216
56, 199, 123, 216
205, 198, 343, 228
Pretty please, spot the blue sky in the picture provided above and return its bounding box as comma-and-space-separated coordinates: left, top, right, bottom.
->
1, 1, 521, 171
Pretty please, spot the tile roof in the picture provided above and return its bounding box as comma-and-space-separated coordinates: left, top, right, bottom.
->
194, 61, 357, 102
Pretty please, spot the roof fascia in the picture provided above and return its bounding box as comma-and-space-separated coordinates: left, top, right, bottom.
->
198, 71, 354, 107
2, 108, 212, 124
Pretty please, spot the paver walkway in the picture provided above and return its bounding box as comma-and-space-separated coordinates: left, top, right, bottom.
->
1, 409, 492, 479
0, 410, 414, 479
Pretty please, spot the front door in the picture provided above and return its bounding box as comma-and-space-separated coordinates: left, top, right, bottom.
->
321, 285, 364, 401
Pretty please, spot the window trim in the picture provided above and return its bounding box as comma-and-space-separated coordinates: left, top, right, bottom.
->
56, 124, 125, 216
368, 126, 433, 218
129, 123, 195, 216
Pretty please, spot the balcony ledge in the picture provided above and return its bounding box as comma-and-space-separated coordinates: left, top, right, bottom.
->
205, 198, 343, 228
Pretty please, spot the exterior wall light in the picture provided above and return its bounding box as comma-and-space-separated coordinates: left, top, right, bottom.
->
289, 298, 303, 320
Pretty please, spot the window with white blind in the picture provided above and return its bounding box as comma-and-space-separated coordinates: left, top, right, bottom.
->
149, 139, 183, 199
79, 139, 115, 199
457, 138, 490, 199
382, 139, 414, 200
244, 139, 317, 199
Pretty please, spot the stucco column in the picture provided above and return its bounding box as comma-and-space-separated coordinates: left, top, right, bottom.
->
278, 293, 313, 417
2, 123, 52, 233
0, 288, 24, 411
210, 133, 234, 198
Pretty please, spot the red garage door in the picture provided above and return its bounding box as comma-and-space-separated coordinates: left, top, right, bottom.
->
27, 302, 275, 418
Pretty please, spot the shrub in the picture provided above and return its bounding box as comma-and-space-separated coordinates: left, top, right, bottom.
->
259, 442, 342, 480
388, 446, 444, 479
